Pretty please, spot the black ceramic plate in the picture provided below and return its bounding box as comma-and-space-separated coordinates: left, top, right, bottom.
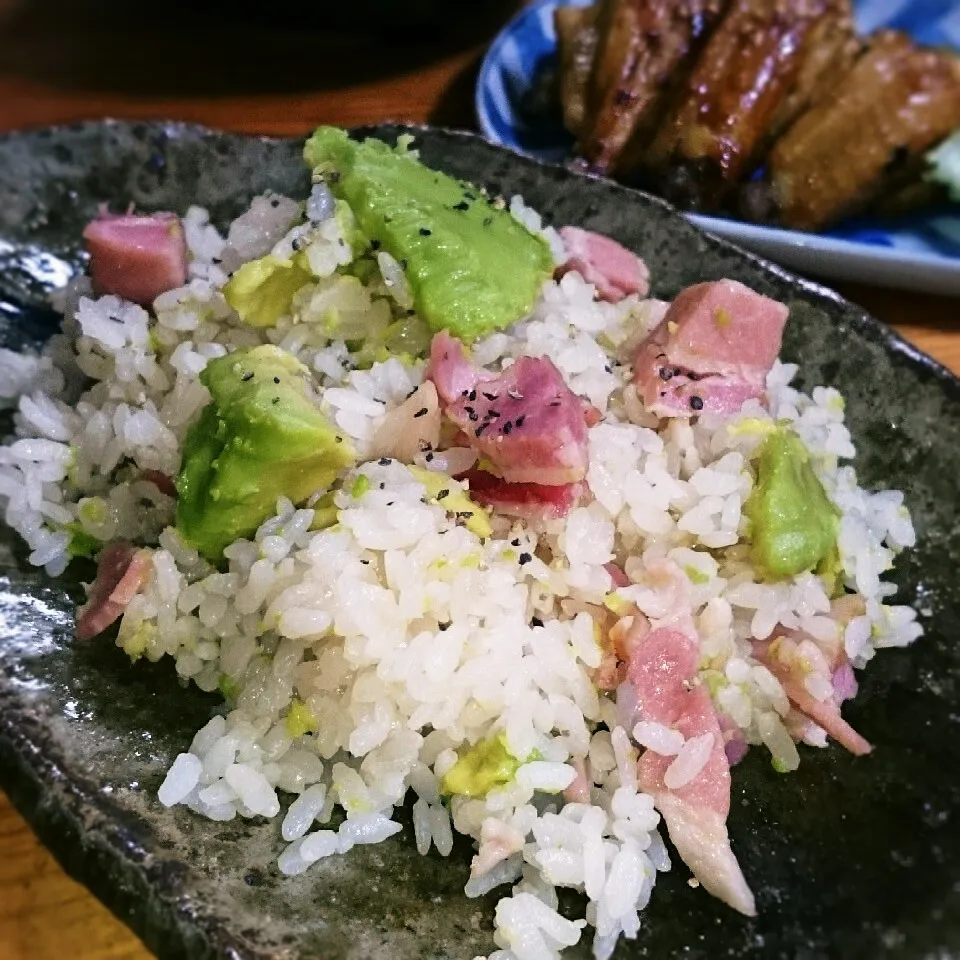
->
0, 121, 958, 960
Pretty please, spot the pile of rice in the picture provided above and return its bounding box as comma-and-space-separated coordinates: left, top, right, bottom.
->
0, 184, 921, 960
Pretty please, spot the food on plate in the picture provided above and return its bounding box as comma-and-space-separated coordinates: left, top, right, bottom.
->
556, 0, 960, 231
554, 3, 600, 138
83, 211, 188, 305
576, 0, 726, 176
748, 29, 960, 230
640, 0, 832, 210
0, 126, 921, 960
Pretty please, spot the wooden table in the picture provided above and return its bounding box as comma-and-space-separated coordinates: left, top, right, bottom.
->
0, 3, 957, 959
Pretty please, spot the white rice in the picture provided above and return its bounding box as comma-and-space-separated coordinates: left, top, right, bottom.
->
0, 182, 924, 960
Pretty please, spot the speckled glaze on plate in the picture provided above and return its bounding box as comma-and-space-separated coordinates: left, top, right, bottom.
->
0, 121, 958, 960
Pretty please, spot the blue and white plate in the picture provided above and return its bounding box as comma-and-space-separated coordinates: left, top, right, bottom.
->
477, 0, 960, 295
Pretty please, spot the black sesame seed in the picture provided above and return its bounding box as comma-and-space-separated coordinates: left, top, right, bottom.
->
690, 395, 704, 411
270, 198, 280, 208
335, 436, 343, 443
425, 452, 434, 462
406, 386, 419, 399
453, 201, 470, 211
503, 421, 513, 435
272, 397, 280, 404
549, 401, 561, 407
475, 422, 490, 437
406, 308, 417, 317
360, 559, 370, 564
379, 482, 386, 489
241, 371, 254, 382
378, 457, 391, 466
468, 390, 477, 401
273, 376, 280, 384
371, 239, 381, 250
414, 407, 428, 418
659, 367, 675, 381
461, 390, 470, 398
438, 622, 451, 631
467, 410, 479, 422
399, 258, 408, 270
518, 552, 532, 565
419, 227, 432, 236
531, 616, 544, 628
487, 410, 501, 419
436, 489, 450, 501
511, 538, 521, 546
386, 501, 394, 507
482, 391, 498, 401
483, 216, 493, 227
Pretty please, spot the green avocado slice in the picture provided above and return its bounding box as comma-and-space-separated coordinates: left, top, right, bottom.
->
304, 126, 554, 342
175, 345, 356, 562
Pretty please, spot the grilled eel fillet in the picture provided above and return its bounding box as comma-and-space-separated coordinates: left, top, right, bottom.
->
556, 5, 600, 138
763, 0, 860, 153
577, 0, 726, 175
640, 0, 830, 211
755, 30, 960, 231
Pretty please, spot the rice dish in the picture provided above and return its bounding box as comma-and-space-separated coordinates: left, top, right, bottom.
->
0, 127, 922, 960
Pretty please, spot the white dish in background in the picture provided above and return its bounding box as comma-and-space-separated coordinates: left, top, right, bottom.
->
477, 0, 960, 296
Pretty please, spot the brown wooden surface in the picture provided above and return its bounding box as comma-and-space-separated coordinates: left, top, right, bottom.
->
0, 2, 957, 958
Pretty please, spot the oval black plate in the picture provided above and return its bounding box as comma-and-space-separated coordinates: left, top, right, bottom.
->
0, 121, 958, 960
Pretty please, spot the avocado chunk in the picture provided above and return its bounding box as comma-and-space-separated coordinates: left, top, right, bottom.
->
304, 126, 554, 341
176, 345, 356, 561
744, 427, 839, 581
223, 254, 312, 328
440, 733, 523, 799
407, 465, 492, 539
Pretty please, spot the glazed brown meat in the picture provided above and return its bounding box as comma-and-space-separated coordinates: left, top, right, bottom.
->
578, 0, 726, 175
764, 1, 861, 150
763, 30, 960, 230
555, 5, 600, 139
640, 0, 830, 211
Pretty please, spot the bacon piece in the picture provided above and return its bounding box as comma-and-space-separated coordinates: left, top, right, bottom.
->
556, 227, 650, 302
634, 279, 787, 418
627, 623, 756, 915
754, 637, 872, 757
459, 468, 584, 521
75, 542, 151, 641
563, 758, 592, 804
138, 469, 177, 498
428, 332, 590, 485
83, 211, 187, 306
